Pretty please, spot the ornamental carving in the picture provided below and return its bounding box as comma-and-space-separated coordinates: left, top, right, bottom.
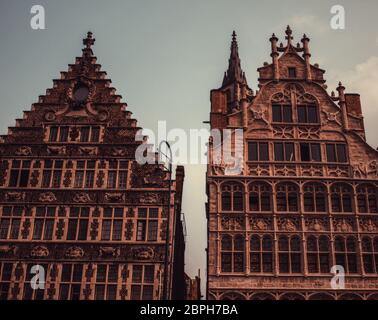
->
73, 192, 91, 203
47, 146, 66, 155
359, 219, 378, 232
30, 246, 49, 257
79, 146, 97, 155
249, 107, 269, 125
278, 218, 299, 231
274, 165, 296, 176
15, 146, 32, 156
221, 216, 244, 230
65, 246, 84, 258
99, 246, 120, 258
131, 247, 154, 260
322, 110, 341, 126
138, 193, 159, 204
353, 160, 378, 179
273, 126, 294, 139
333, 218, 354, 232
0, 245, 17, 256
300, 165, 323, 177
5, 192, 25, 202
298, 127, 320, 139
250, 218, 271, 231
104, 192, 124, 203
305, 218, 326, 232
39, 192, 57, 202
248, 164, 270, 176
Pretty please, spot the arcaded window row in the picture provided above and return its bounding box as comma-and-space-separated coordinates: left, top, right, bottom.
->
220, 182, 378, 213
220, 234, 378, 275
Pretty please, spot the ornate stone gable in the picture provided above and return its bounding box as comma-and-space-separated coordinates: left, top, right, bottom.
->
207, 26, 378, 300
0, 32, 186, 300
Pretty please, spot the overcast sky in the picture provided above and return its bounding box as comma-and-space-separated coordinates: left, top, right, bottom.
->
1, 0, 378, 294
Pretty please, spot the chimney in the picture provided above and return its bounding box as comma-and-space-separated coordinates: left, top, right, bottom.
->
345, 94, 362, 117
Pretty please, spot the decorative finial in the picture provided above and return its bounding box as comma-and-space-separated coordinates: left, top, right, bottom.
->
232, 30, 237, 42
285, 25, 293, 45
83, 31, 95, 49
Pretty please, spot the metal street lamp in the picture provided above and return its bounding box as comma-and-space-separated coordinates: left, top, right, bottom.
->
158, 140, 173, 300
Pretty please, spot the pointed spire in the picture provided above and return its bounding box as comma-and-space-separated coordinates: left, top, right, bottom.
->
222, 31, 247, 87
285, 25, 293, 46
82, 31, 95, 57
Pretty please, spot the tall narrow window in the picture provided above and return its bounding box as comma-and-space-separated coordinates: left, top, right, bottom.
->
307, 236, 330, 273
49, 126, 58, 142
101, 208, 124, 241
66, 207, 89, 240
357, 184, 378, 213
288, 67, 297, 78
278, 235, 302, 273
80, 127, 90, 142
300, 143, 321, 162
23, 263, 47, 300
297, 104, 318, 123
42, 160, 63, 188
130, 265, 155, 300
331, 184, 353, 213
90, 126, 100, 142
221, 235, 245, 273
274, 142, 295, 161
136, 208, 159, 242
32, 206, 57, 240
250, 235, 273, 273
248, 142, 269, 161
8, 160, 31, 187
303, 183, 326, 212
74, 160, 95, 188
107, 160, 128, 189
326, 143, 347, 163
59, 127, 69, 142
0, 263, 13, 299
334, 236, 358, 273
221, 184, 244, 211
0, 206, 22, 240
272, 104, 292, 123
94, 264, 119, 300
362, 237, 377, 274
248, 182, 272, 212
59, 264, 83, 300
276, 183, 299, 212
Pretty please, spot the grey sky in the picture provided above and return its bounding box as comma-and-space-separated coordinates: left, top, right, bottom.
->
1, 0, 378, 294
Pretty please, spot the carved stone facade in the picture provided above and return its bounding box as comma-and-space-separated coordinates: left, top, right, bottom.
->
0, 32, 186, 300
206, 27, 378, 300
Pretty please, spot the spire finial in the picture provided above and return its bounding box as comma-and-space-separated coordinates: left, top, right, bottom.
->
232, 30, 237, 42
83, 31, 95, 49
222, 30, 248, 88
285, 25, 293, 45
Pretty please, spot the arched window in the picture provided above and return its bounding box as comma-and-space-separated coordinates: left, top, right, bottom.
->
334, 236, 358, 273
249, 182, 272, 212
221, 184, 244, 212
276, 183, 299, 212
362, 237, 378, 274
307, 235, 330, 273
331, 184, 353, 213
278, 235, 301, 273
357, 184, 378, 213
221, 234, 245, 273
250, 235, 273, 273
303, 183, 326, 212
